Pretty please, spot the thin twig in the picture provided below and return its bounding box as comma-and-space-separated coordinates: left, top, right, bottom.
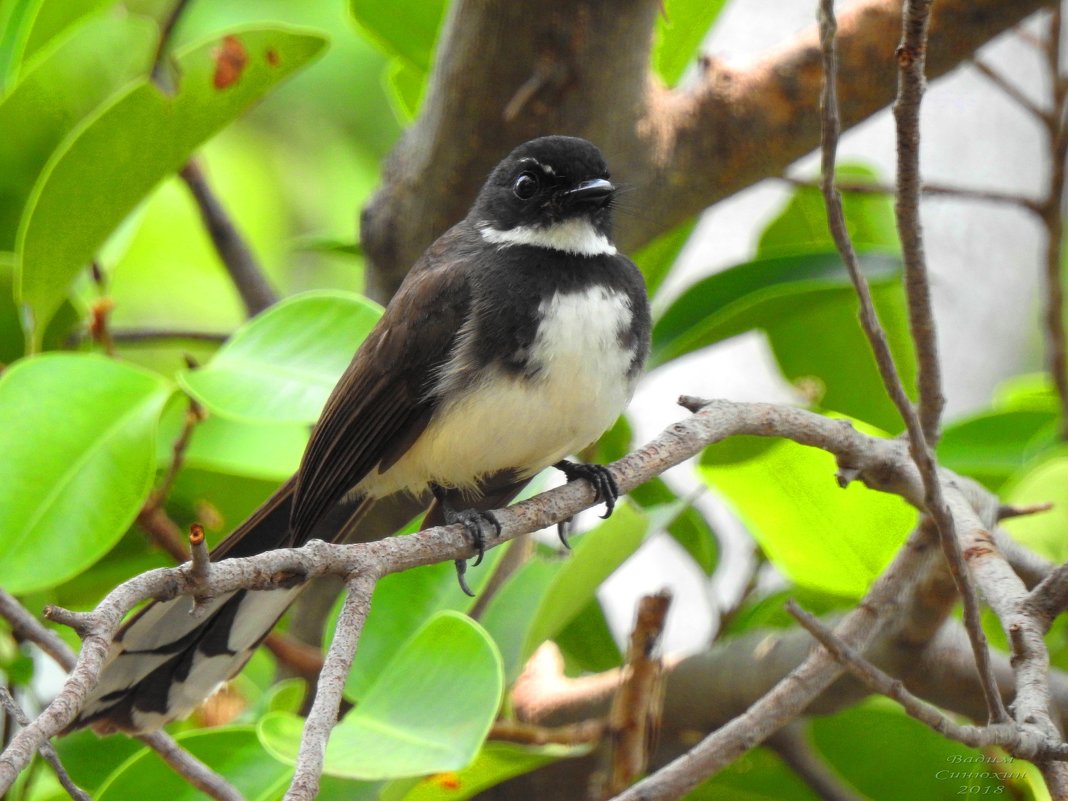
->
767, 723, 867, 801
817, 0, 1008, 725
489, 719, 605, 746
785, 602, 1063, 757
113, 328, 229, 344
283, 573, 376, 801
972, 58, 1048, 121
0, 689, 91, 801
137, 732, 246, 801
780, 176, 1043, 214
893, 0, 943, 442
151, 0, 194, 88
1026, 561, 1068, 630
179, 161, 278, 317
1039, 7, 1068, 439
603, 592, 672, 799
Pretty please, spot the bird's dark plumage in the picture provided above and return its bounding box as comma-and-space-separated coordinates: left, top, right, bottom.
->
72, 136, 651, 733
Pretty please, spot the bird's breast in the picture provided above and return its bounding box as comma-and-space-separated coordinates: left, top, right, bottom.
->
363, 285, 639, 498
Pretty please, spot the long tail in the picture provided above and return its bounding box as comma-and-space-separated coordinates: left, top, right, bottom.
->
70, 479, 305, 733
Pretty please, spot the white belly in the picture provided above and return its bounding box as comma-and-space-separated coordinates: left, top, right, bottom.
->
363, 286, 638, 498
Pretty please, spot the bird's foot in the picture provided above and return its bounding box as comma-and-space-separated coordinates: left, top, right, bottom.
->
553, 460, 621, 547
432, 486, 502, 597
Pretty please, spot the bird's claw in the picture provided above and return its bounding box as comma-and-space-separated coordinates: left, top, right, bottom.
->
554, 460, 620, 520
441, 502, 501, 597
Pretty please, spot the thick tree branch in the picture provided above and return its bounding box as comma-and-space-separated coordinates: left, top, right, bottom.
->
362, 0, 1053, 300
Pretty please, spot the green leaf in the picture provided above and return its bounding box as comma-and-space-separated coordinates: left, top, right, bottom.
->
650, 250, 901, 368
758, 164, 899, 257
764, 277, 916, 432
1001, 447, 1068, 563
631, 216, 696, 299
685, 747, 822, 801
480, 504, 650, 681
349, 0, 446, 72
341, 547, 505, 700
554, 597, 623, 673
630, 478, 718, 574
261, 611, 504, 781
938, 408, 1059, 491
0, 0, 41, 93
178, 291, 383, 424
699, 422, 915, 598
0, 9, 157, 249
0, 353, 172, 593
0, 255, 80, 363
382, 741, 591, 801
177, 413, 308, 481
384, 58, 425, 123
15, 25, 328, 334
96, 727, 291, 801
651, 0, 727, 86
20, 0, 115, 62
809, 699, 1015, 799
53, 730, 143, 794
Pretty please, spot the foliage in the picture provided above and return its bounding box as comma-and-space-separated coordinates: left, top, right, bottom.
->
0, 1, 1056, 800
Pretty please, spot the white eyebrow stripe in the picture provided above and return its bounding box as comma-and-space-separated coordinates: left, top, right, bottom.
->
478, 219, 617, 257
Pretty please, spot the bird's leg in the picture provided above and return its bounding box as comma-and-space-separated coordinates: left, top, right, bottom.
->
430, 484, 502, 597
552, 460, 620, 548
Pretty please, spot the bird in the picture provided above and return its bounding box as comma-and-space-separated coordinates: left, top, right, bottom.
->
70, 135, 651, 734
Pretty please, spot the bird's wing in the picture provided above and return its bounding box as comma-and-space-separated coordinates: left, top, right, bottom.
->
289, 229, 474, 542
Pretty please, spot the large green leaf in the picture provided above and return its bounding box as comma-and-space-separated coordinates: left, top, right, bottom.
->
95, 727, 291, 801
652, 0, 728, 86
15, 25, 328, 334
0, 9, 157, 248
350, 0, 446, 123
938, 408, 1059, 491
260, 611, 504, 781
480, 503, 651, 681
650, 250, 901, 368
340, 545, 506, 701
178, 291, 383, 424
0, 0, 41, 92
1001, 447, 1068, 563
758, 164, 899, 257
631, 216, 695, 299
380, 741, 591, 801
0, 353, 172, 593
699, 423, 915, 598
20, 0, 115, 63
763, 278, 916, 432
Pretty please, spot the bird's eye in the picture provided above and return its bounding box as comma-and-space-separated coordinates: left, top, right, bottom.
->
512, 172, 539, 200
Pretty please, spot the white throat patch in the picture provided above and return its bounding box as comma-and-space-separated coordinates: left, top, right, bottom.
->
479, 218, 617, 257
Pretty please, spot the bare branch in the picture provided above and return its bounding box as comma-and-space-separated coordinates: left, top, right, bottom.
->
779, 176, 1044, 214
0, 688, 91, 801
137, 731, 246, 801
179, 161, 278, 316
786, 601, 1068, 758
283, 573, 376, 801
602, 591, 671, 799
490, 719, 605, 747
972, 57, 1048, 121
893, 0, 944, 442
817, 0, 1007, 725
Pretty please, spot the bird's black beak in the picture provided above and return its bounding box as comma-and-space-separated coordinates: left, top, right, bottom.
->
563, 178, 616, 205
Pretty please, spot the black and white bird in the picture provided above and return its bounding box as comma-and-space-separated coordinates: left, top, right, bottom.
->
72, 135, 651, 734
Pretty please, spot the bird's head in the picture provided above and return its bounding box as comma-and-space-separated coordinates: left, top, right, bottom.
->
471, 136, 618, 257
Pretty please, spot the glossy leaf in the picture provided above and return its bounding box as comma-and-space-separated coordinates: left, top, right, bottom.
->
341, 546, 506, 701
0, 10, 156, 249
16, 25, 327, 333
554, 597, 623, 673
172, 412, 308, 481
480, 504, 650, 680
699, 423, 915, 598
0, 353, 172, 593
0, 0, 41, 92
96, 727, 290, 801
20, 0, 114, 62
758, 164, 899, 257
764, 278, 915, 432
261, 611, 504, 780
0, 255, 80, 363
350, 0, 446, 72
178, 291, 383, 424
381, 741, 591, 801
1001, 447, 1068, 563
650, 251, 901, 369
937, 408, 1058, 491
630, 216, 696, 299
652, 0, 727, 86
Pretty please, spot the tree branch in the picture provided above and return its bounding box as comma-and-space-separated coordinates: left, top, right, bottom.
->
362, 0, 1053, 300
